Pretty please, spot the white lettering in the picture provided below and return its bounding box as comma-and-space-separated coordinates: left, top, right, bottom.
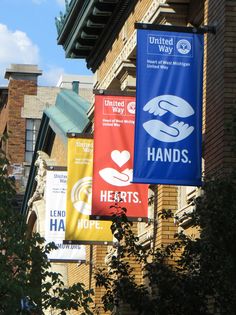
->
149, 36, 174, 54
158, 45, 173, 54
147, 147, 189, 163
100, 190, 140, 203
77, 219, 102, 230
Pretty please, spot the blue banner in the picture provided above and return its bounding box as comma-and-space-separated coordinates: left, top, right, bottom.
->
133, 26, 204, 186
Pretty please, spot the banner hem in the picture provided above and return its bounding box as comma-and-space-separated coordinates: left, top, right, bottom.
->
48, 259, 86, 263
90, 215, 148, 222
132, 178, 202, 187
63, 240, 114, 245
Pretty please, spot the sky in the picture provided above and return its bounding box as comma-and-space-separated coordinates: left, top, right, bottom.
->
0, 0, 92, 87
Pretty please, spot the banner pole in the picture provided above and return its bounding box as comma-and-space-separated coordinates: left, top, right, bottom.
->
135, 22, 216, 34
93, 89, 136, 97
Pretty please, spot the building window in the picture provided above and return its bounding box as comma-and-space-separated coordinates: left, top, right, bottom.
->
25, 119, 40, 163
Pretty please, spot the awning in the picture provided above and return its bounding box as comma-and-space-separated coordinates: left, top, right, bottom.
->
44, 88, 90, 141
21, 89, 91, 215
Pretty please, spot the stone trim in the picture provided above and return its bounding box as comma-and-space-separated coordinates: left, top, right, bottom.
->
97, 0, 188, 89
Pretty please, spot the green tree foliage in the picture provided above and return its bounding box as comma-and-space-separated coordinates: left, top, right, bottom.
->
95, 173, 236, 315
2, 136, 236, 314
0, 143, 94, 314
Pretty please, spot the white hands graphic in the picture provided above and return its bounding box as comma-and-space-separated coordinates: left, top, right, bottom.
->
99, 168, 133, 187
143, 95, 194, 117
143, 95, 195, 142
143, 120, 194, 142
99, 150, 133, 187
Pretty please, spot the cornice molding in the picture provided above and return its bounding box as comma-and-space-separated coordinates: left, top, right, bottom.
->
97, 1, 188, 89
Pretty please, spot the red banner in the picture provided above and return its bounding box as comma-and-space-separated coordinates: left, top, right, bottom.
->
91, 93, 148, 221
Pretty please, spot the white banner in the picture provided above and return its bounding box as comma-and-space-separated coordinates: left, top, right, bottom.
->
44, 169, 86, 261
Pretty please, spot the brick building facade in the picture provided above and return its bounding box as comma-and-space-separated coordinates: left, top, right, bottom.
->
55, 1, 236, 313
0, 64, 63, 193
0, 64, 42, 192
21, 0, 236, 314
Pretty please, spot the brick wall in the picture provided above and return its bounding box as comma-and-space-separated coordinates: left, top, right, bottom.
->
38, 2, 236, 314
222, 0, 236, 174
7, 79, 37, 163
67, 247, 91, 315
97, 0, 153, 83
49, 134, 67, 166
156, 185, 178, 248
67, 245, 111, 315
204, 0, 236, 176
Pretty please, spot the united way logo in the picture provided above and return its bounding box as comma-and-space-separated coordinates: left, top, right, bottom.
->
176, 39, 191, 55
143, 95, 194, 142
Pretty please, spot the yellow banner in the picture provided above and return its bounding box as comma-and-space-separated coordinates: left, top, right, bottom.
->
66, 137, 113, 243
